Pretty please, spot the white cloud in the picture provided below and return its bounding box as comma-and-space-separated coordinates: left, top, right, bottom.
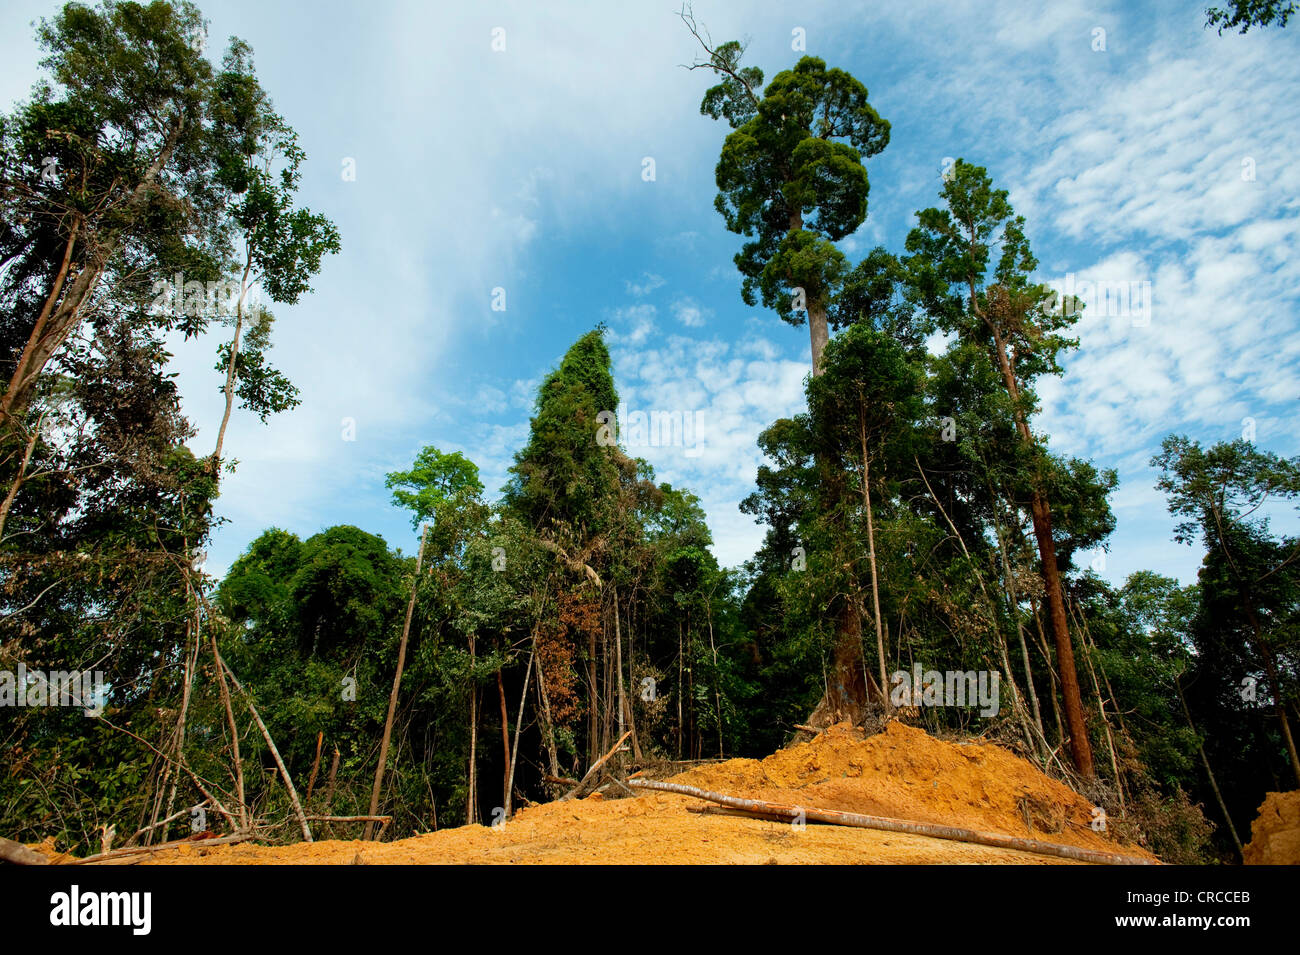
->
626, 273, 666, 296
670, 297, 710, 327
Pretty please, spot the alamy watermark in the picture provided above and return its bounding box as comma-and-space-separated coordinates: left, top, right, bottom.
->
1045, 273, 1151, 327
150, 272, 261, 320
1, 665, 105, 716
596, 403, 706, 458
889, 665, 1001, 717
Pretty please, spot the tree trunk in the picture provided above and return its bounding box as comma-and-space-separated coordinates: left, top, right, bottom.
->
706, 598, 724, 759
211, 250, 254, 473
221, 658, 313, 842
612, 584, 642, 761
1031, 593, 1066, 750
681, 621, 691, 764
1, 116, 186, 430
467, 631, 477, 825
366, 524, 427, 839
504, 642, 535, 818
535, 655, 561, 784
0, 410, 46, 542
985, 320, 1094, 777
1027, 491, 1094, 776
1176, 675, 1243, 855
497, 668, 510, 813
209, 627, 248, 831
808, 298, 830, 376
991, 505, 1046, 745
858, 397, 889, 702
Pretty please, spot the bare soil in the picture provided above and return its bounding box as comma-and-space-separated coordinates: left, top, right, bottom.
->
126, 722, 1157, 865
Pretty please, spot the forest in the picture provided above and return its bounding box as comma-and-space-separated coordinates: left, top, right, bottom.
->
1, 0, 1297, 867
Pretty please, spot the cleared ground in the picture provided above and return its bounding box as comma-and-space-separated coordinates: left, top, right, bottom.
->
137, 722, 1159, 865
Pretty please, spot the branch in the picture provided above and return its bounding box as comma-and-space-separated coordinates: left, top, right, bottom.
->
629, 779, 1157, 866
677, 4, 760, 111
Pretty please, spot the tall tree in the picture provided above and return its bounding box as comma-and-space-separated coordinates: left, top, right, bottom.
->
905, 160, 1095, 776
1154, 436, 1300, 786
0, 0, 225, 435
683, 10, 890, 726
683, 12, 890, 374
808, 324, 924, 701
206, 39, 339, 473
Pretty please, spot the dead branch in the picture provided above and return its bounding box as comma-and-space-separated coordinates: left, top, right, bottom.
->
0, 836, 49, 865
560, 729, 633, 801
536, 538, 602, 587
628, 779, 1158, 866
64, 832, 251, 865
219, 658, 313, 842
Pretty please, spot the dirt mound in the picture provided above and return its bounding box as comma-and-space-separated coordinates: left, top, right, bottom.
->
1242, 790, 1300, 865
670, 722, 1139, 856
59, 721, 1153, 865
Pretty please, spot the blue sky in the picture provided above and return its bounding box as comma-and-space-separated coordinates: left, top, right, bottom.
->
2, 0, 1297, 585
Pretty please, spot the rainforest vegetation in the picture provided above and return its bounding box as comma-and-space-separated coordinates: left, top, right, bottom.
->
1, 0, 1296, 865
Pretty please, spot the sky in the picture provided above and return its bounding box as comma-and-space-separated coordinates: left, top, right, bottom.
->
1, 0, 1297, 585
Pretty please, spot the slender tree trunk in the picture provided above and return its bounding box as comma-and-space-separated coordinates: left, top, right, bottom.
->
306, 731, 324, 802
211, 251, 254, 473
681, 621, 691, 764
505, 641, 535, 818
1, 225, 80, 433
619, 590, 643, 761
587, 623, 598, 766
1073, 601, 1125, 809
536, 656, 560, 783
1030, 593, 1065, 750
221, 658, 313, 842
209, 628, 248, 831
162, 605, 201, 841
706, 599, 723, 759
366, 525, 427, 839
0, 409, 46, 543
858, 399, 889, 703
467, 631, 477, 826
611, 584, 642, 762
1176, 675, 1243, 855
324, 747, 339, 812
990, 498, 1046, 748
985, 323, 1093, 775
496, 668, 510, 813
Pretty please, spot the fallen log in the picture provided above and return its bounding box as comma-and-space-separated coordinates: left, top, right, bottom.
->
628, 779, 1157, 866
0, 836, 49, 865
64, 832, 252, 865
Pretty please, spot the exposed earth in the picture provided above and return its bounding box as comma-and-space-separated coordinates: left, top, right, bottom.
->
1242, 789, 1300, 865
102, 722, 1160, 865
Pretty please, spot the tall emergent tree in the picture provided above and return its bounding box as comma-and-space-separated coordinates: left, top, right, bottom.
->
683, 10, 890, 375
682, 8, 891, 725
904, 160, 1096, 775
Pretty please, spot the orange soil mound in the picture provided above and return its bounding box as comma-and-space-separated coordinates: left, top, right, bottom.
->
1242, 790, 1300, 865
129, 721, 1153, 865
670, 721, 1143, 856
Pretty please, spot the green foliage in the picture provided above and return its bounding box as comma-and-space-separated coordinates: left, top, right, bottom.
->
702, 49, 889, 323
1206, 0, 1295, 32
385, 446, 484, 530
